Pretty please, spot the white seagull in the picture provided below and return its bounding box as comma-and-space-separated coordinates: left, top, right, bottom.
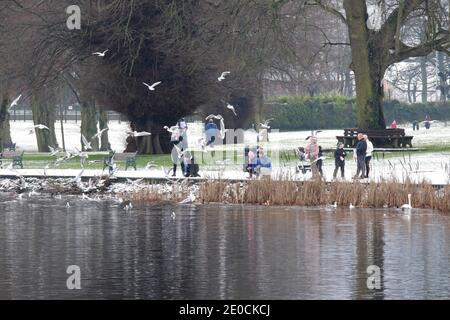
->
70, 169, 84, 184
143, 81, 162, 91
34, 124, 50, 130
128, 131, 152, 137
48, 145, 61, 157
92, 49, 108, 57
226, 103, 237, 116
8, 94, 22, 111
81, 134, 92, 150
218, 71, 231, 82
205, 114, 223, 120
91, 128, 109, 140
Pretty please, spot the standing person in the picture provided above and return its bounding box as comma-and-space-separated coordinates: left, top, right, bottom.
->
170, 127, 182, 177
364, 134, 374, 178
353, 133, 367, 179
316, 145, 324, 177
178, 118, 188, 150
305, 136, 319, 177
390, 120, 398, 128
205, 119, 218, 146
333, 142, 347, 179
425, 115, 431, 130
413, 120, 419, 131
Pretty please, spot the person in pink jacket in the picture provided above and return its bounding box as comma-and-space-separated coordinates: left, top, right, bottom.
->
305, 136, 320, 177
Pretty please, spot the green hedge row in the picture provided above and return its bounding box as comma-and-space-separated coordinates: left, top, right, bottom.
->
265, 96, 450, 130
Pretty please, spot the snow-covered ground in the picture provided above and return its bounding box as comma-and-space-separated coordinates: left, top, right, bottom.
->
10, 121, 129, 152
4, 120, 450, 185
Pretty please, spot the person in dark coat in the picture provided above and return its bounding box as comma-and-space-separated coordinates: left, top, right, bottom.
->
316, 145, 324, 176
333, 142, 347, 179
353, 133, 367, 179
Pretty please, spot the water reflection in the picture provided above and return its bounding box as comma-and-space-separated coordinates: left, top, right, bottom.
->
0, 194, 449, 299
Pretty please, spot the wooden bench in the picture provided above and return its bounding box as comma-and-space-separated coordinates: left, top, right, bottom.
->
336, 128, 413, 148
103, 152, 137, 171
0, 150, 24, 169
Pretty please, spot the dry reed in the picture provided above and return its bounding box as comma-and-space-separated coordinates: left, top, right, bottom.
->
124, 178, 450, 214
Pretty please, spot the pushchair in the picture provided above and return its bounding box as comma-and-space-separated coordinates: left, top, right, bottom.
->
294, 147, 312, 174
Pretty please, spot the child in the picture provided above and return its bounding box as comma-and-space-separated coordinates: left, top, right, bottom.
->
333, 142, 347, 179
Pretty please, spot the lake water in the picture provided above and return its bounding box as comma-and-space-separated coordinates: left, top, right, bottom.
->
0, 194, 449, 300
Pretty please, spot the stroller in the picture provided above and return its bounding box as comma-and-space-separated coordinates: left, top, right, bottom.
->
294, 147, 312, 174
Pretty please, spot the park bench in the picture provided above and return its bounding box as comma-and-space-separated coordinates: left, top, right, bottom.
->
103, 152, 138, 171
0, 150, 24, 169
336, 128, 413, 148
1, 142, 16, 152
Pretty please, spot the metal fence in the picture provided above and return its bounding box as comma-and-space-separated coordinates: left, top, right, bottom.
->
9, 107, 125, 123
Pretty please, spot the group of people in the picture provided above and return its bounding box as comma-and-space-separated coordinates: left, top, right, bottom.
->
302, 133, 373, 180
392, 115, 432, 131
245, 146, 273, 178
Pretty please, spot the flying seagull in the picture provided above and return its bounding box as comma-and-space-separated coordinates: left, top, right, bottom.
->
8, 94, 22, 111
128, 131, 152, 137
145, 161, 157, 170
218, 71, 231, 82
205, 114, 223, 120
81, 134, 92, 150
163, 125, 177, 133
143, 81, 162, 91
70, 169, 84, 184
91, 128, 109, 140
260, 118, 274, 129
48, 145, 61, 157
28, 124, 50, 135
92, 49, 108, 57
226, 103, 237, 116
34, 124, 50, 130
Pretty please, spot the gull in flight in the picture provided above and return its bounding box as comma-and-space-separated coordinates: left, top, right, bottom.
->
81, 134, 92, 150
197, 138, 207, 152
259, 118, 274, 130
8, 94, 22, 111
226, 103, 237, 116
70, 169, 84, 184
163, 125, 177, 133
92, 49, 108, 57
91, 128, 109, 140
143, 81, 162, 91
205, 114, 223, 120
145, 161, 157, 170
161, 166, 173, 178
28, 124, 50, 135
218, 71, 230, 82
48, 145, 61, 157
128, 131, 152, 137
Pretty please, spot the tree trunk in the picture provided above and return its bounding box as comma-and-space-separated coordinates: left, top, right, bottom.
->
31, 89, 58, 152
98, 108, 111, 151
437, 51, 446, 101
251, 81, 264, 127
421, 56, 428, 103
80, 100, 99, 151
344, 0, 386, 129
0, 94, 13, 150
